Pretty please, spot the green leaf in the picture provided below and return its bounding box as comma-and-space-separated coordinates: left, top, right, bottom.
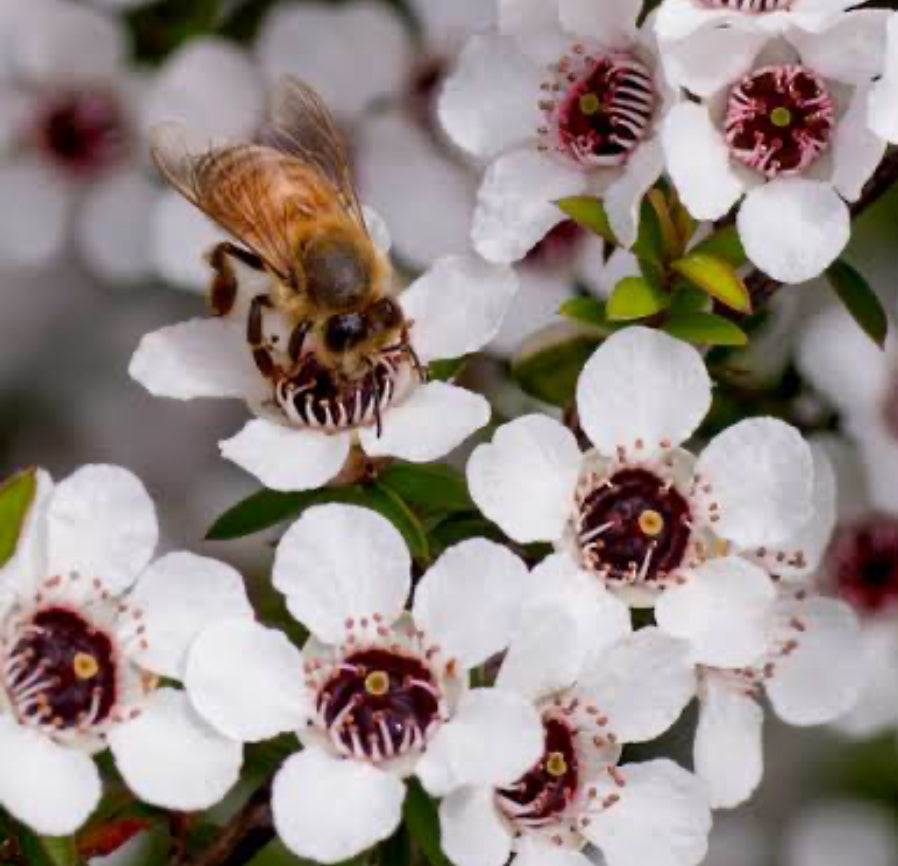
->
368, 481, 430, 564
14, 828, 79, 866
632, 197, 666, 269
404, 780, 453, 866
557, 196, 616, 244
688, 225, 747, 268
663, 312, 748, 347
671, 253, 751, 314
669, 285, 710, 316
428, 356, 467, 382
0, 467, 37, 569
512, 336, 600, 407
247, 839, 367, 866
558, 297, 619, 334
606, 277, 669, 321
826, 259, 889, 349
377, 463, 473, 516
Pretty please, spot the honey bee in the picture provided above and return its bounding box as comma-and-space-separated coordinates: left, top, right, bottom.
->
150, 77, 424, 432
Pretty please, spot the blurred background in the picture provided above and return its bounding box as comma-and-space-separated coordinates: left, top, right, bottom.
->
1, 1, 897, 863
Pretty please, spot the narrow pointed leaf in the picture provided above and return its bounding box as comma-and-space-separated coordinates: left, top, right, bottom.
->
606, 276, 669, 321
672, 252, 751, 313
404, 781, 453, 866
0, 467, 37, 569
826, 259, 888, 349
557, 196, 616, 244
512, 336, 600, 407
558, 297, 619, 334
377, 463, 473, 516
689, 225, 747, 268
663, 312, 748, 347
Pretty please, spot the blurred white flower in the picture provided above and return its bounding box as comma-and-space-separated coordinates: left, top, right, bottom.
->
439, 0, 674, 262
434, 559, 710, 866
130, 224, 518, 491
467, 327, 820, 609
184, 503, 543, 864
0, 465, 254, 835
660, 10, 890, 283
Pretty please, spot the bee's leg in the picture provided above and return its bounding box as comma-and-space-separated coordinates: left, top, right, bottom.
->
288, 321, 312, 365
248, 294, 277, 379
206, 242, 265, 316
405, 341, 428, 383
366, 359, 384, 438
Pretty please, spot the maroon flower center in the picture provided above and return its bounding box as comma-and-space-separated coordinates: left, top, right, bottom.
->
542, 50, 656, 168
524, 221, 584, 271
408, 55, 449, 129
827, 517, 898, 615
698, 0, 793, 10
498, 717, 579, 829
3, 607, 117, 730
34, 89, 127, 175
725, 64, 834, 179
577, 468, 692, 584
317, 648, 441, 761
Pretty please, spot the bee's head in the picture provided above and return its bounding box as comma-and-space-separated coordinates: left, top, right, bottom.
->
322, 298, 405, 359
302, 231, 372, 311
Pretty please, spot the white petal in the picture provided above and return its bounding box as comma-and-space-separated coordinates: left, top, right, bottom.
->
796, 303, 890, 418
76, 170, 156, 283
439, 787, 513, 866
0, 715, 101, 836
498, 0, 569, 64
559, 0, 640, 43
413, 538, 528, 668
490, 267, 571, 356
416, 688, 544, 795
0, 158, 72, 267
473, 149, 587, 264
19, 1, 126, 84
151, 190, 227, 290
127, 551, 253, 679
655, 557, 776, 668
220, 420, 351, 492
604, 137, 665, 248
582, 759, 711, 866
737, 179, 850, 284
790, 10, 890, 85
256, 2, 411, 119
359, 382, 490, 463
272, 747, 405, 864
662, 103, 745, 221
467, 415, 581, 544
185, 619, 309, 742
402, 254, 519, 364
140, 37, 262, 140
694, 674, 764, 809
129, 318, 268, 403
273, 503, 411, 644
439, 34, 544, 160
576, 327, 711, 457
697, 417, 814, 547
785, 800, 898, 866
830, 86, 887, 203
357, 113, 474, 269
868, 13, 898, 143
576, 629, 696, 743
515, 837, 594, 866
46, 464, 158, 595
109, 688, 242, 811
766, 595, 863, 726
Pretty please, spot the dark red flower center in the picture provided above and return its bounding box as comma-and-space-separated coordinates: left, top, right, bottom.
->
34, 89, 127, 175
498, 717, 579, 829
725, 64, 834, 179
699, 0, 793, 10
827, 517, 898, 615
317, 648, 441, 761
3, 607, 117, 730
542, 50, 656, 168
577, 468, 692, 585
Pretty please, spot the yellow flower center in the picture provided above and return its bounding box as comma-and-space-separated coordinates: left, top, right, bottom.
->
73, 651, 99, 680
638, 508, 665, 537
365, 670, 390, 697
546, 751, 568, 778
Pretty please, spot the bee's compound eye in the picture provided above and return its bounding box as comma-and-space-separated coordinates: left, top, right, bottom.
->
324, 313, 368, 353
367, 297, 403, 336
305, 236, 371, 310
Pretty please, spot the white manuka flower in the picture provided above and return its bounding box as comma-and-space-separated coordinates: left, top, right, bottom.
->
660, 9, 891, 283
183, 503, 544, 864
438, 0, 675, 262
129, 249, 517, 492
468, 326, 821, 611
0, 465, 255, 836
434, 555, 711, 866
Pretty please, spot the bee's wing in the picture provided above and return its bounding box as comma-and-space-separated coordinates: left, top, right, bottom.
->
150, 122, 313, 280
258, 76, 368, 233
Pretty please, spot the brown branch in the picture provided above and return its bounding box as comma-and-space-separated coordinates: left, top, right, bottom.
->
183, 782, 274, 866
747, 147, 898, 308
